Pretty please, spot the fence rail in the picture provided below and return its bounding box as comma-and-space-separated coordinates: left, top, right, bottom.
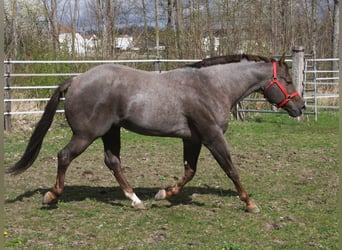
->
3, 56, 339, 130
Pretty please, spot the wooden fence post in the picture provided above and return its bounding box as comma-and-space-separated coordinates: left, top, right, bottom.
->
154, 58, 161, 73
4, 60, 12, 131
292, 46, 305, 96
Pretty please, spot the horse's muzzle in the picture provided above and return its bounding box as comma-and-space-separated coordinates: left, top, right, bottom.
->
284, 102, 305, 117
297, 104, 306, 117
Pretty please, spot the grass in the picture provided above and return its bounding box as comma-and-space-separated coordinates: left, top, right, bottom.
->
4, 112, 339, 249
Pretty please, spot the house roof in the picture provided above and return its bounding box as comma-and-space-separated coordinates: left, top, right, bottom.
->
58, 24, 75, 34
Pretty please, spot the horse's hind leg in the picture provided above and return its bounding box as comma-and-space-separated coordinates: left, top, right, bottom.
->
43, 134, 94, 204
155, 139, 202, 200
102, 126, 145, 209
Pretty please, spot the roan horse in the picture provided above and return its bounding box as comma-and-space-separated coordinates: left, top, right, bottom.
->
6, 54, 305, 213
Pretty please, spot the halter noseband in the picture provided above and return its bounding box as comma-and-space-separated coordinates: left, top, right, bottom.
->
263, 61, 299, 108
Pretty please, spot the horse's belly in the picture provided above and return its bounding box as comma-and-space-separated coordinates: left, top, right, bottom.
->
121, 116, 191, 138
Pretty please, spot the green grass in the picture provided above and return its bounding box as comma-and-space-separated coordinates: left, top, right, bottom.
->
4, 112, 339, 249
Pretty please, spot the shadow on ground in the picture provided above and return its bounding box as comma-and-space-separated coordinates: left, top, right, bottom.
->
5, 185, 238, 209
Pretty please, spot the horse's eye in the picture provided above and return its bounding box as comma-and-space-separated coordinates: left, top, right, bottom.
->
284, 78, 292, 84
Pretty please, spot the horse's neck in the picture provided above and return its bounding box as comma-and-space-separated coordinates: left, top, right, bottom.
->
204, 62, 272, 105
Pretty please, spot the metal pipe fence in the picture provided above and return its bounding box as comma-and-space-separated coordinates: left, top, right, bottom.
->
302, 57, 339, 121
3, 57, 339, 130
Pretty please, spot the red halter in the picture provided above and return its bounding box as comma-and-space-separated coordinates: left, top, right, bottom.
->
264, 61, 299, 108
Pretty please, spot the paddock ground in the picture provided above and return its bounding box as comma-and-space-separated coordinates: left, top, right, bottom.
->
4, 112, 338, 249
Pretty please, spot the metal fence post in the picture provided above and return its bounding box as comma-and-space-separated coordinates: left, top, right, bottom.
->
4, 60, 12, 131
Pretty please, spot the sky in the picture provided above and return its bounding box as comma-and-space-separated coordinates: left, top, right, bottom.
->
57, 0, 169, 31
5, 0, 336, 33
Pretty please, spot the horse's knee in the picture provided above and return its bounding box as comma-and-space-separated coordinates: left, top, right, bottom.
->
58, 149, 71, 167
104, 153, 120, 172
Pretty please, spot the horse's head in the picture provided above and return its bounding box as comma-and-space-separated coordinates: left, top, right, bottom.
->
263, 55, 305, 117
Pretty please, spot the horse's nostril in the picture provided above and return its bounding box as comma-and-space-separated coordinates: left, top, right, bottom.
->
302, 105, 306, 110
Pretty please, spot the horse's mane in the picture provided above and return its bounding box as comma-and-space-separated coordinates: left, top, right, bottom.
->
186, 54, 271, 68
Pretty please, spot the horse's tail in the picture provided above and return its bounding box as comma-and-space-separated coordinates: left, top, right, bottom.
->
6, 77, 74, 175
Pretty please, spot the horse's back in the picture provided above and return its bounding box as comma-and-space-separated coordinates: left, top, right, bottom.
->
64, 64, 192, 138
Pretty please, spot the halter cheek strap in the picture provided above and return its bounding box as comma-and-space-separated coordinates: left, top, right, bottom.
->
263, 61, 299, 108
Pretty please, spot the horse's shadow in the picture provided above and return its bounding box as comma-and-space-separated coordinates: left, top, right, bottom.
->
5, 185, 238, 209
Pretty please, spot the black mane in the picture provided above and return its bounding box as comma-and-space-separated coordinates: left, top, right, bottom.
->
186, 54, 271, 68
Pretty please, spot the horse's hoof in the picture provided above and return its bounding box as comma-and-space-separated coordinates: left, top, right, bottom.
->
246, 205, 260, 213
42, 191, 57, 204
132, 201, 146, 210
154, 189, 166, 200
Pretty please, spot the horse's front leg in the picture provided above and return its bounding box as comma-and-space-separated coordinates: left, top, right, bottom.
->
205, 131, 260, 213
155, 139, 201, 200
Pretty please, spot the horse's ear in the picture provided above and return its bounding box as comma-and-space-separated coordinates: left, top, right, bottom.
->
279, 53, 286, 66
268, 53, 274, 61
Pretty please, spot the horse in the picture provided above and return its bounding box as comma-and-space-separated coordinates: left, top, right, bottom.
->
6, 54, 305, 213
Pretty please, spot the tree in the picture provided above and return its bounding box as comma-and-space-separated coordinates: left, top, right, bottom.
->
86, 0, 119, 58
5, 0, 51, 58
332, 0, 339, 71
42, 0, 59, 58
71, 0, 79, 58
155, 0, 160, 58
4, 0, 338, 60
142, 0, 149, 56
